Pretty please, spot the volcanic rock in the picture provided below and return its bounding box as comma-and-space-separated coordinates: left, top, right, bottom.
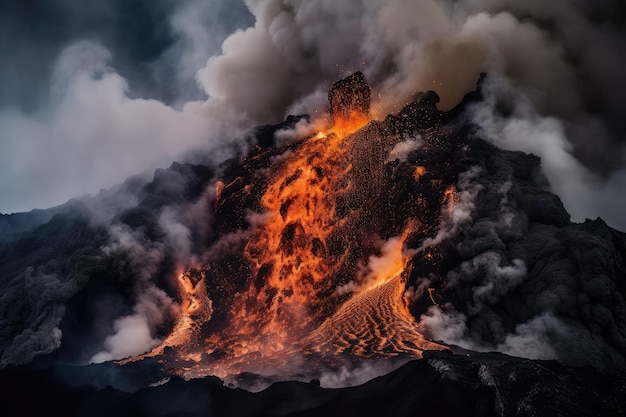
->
1, 351, 624, 417
328, 71, 371, 122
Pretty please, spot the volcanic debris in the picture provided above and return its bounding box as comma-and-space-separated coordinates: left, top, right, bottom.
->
328, 70, 371, 122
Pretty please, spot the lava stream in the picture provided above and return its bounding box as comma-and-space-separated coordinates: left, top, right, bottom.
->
128, 72, 449, 381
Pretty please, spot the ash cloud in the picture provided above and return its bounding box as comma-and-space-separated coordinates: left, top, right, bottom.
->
195, 0, 626, 228
0, 0, 252, 214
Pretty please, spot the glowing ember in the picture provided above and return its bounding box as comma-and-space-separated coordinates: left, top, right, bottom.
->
414, 166, 427, 182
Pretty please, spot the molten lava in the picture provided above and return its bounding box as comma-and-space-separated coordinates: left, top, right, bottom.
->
131, 72, 451, 382
304, 233, 447, 359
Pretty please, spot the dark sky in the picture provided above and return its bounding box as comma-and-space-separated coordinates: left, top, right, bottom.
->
0, 0, 253, 109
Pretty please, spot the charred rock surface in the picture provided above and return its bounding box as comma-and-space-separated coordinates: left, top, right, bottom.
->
328, 70, 370, 122
0, 72, 625, 415
1, 351, 624, 417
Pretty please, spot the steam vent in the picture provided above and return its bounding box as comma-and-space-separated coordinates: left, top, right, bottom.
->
1, 71, 626, 416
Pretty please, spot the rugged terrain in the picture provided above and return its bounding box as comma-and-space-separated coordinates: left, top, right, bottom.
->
1, 73, 625, 415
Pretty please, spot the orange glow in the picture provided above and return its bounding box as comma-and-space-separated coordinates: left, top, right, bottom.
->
120, 270, 213, 364
328, 110, 370, 139
195, 110, 374, 376
414, 166, 427, 182
127, 92, 448, 381
214, 180, 225, 206
305, 274, 446, 357
304, 226, 444, 358
427, 287, 440, 307
443, 185, 459, 217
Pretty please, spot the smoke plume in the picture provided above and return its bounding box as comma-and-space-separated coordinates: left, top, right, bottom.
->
196, 0, 626, 228
2, 0, 626, 228
418, 137, 626, 371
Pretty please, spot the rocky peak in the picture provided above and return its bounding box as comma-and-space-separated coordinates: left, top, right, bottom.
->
328, 71, 371, 122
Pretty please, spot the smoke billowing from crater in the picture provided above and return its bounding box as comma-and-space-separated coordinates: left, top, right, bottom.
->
2, 0, 626, 228
200, 0, 626, 229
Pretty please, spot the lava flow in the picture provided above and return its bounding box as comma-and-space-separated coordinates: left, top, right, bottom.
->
130, 72, 451, 381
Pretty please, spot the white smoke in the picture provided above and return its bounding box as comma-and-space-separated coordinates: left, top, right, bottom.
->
470, 75, 626, 229
89, 224, 180, 363
496, 313, 559, 360
420, 305, 468, 345
318, 359, 408, 388
449, 253, 527, 316
420, 253, 538, 359
0, 40, 240, 214
273, 117, 326, 147
422, 306, 599, 363
90, 305, 161, 364
419, 166, 483, 249
386, 134, 424, 163
336, 235, 406, 295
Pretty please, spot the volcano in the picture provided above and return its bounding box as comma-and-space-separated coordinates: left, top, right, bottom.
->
1, 72, 625, 416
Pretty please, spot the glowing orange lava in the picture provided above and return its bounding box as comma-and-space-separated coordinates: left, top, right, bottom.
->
304, 231, 446, 358
129, 76, 449, 381
189, 111, 375, 377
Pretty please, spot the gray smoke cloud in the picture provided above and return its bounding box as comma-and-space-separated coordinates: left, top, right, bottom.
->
195, 0, 626, 229
89, 168, 220, 363
0, 40, 216, 213
89, 224, 176, 363
0, 0, 252, 214
0, 267, 72, 368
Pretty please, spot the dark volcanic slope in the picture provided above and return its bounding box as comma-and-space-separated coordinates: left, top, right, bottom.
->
437, 137, 626, 371
0, 162, 216, 367
1, 350, 624, 417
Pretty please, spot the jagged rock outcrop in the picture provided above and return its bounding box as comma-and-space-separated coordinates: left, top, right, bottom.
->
328, 71, 370, 122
